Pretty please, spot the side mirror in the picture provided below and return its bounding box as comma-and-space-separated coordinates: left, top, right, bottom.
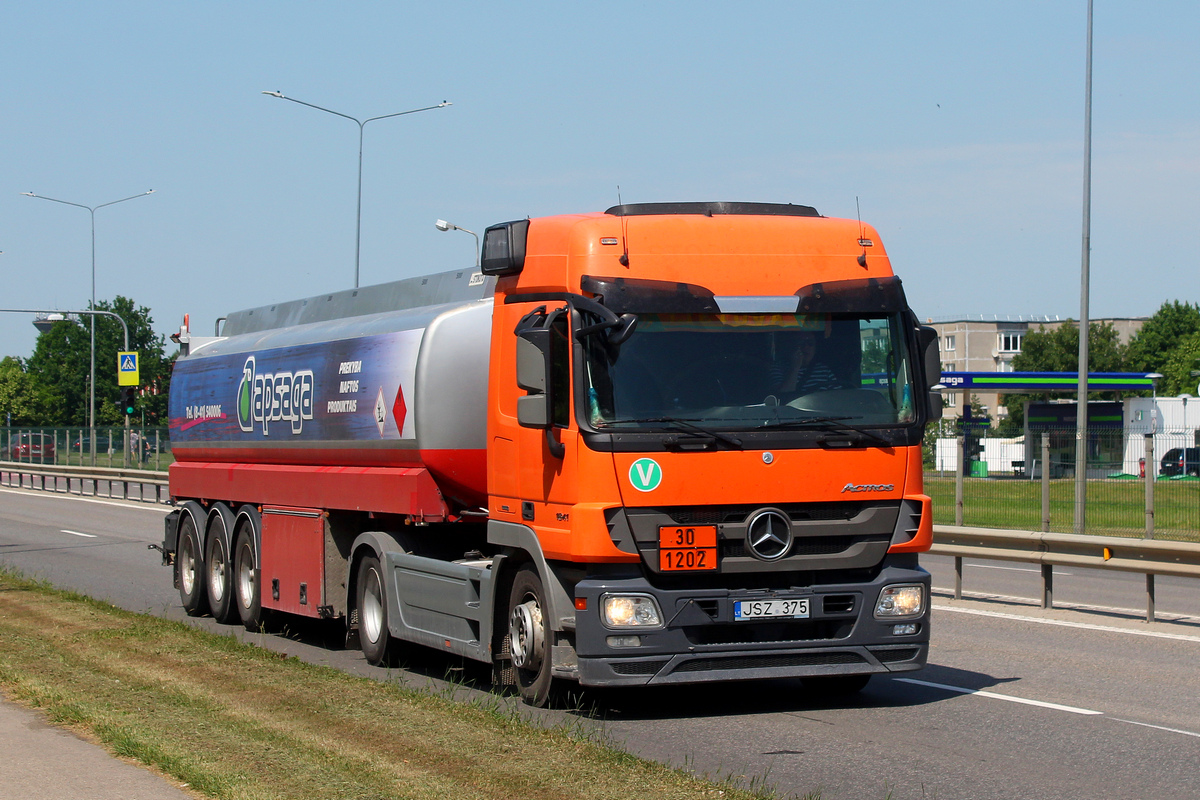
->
918, 326, 941, 388
481, 219, 530, 276
927, 390, 944, 420
516, 331, 552, 428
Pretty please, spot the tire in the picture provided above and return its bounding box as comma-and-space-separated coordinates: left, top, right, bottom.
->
801, 674, 872, 696
176, 513, 209, 616
205, 507, 239, 625
506, 567, 553, 707
233, 521, 272, 632
356, 555, 395, 666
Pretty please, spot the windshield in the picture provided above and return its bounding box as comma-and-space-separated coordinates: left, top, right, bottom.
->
583, 312, 917, 430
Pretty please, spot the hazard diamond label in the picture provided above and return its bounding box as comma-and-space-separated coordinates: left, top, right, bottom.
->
392, 385, 407, 436
375, 388, 387, 437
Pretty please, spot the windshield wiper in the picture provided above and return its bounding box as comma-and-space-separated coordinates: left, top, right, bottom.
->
757, 415, 889, 445
597, 417, 744, 449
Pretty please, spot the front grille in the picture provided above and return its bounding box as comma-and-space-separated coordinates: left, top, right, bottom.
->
672, 651, 866, 673
611, 660, 669, 676
721, 535, 887, 560
822, 594, 856, 614
663, 502, 869, 526
665, 508, 725, 525
873, 647, 921, 663
684, 620, 850, 646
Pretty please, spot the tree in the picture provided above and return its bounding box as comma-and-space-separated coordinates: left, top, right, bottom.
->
1161, 331, 1200, 398
24, 317, 90, 426
0, 357, 37, 426
1001, 321, 1126, 427
91, 297, 173, 425
1125, 300, 1200, 394
25, 296, 173, 427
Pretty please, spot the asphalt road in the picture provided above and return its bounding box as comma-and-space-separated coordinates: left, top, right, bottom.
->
2, 485, 1199, 800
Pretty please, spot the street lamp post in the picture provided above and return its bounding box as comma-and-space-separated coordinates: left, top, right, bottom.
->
434, 219, 480, 266
1074, 0, 1094, 535
21, 190, 154, 464
261, 91, 451, 288
1146, 373, 1164, 433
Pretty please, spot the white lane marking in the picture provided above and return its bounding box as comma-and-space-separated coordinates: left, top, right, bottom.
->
895, 678, 1103, 715
1111, 718, 1200, 739
59, 530, 97, 538
0, 486, 170, 514
967, 564, 1072, 576
897, 679, 1200, 740
933, 603, 1200, 644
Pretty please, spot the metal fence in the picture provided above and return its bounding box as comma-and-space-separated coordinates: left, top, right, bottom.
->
1, 426, 172, 472
925, 426, 1200, 542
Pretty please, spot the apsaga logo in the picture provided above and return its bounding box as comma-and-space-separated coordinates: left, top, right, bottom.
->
237, 356, 315, 435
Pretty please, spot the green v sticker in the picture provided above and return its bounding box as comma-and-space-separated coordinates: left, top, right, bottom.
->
629, 458, 662, 492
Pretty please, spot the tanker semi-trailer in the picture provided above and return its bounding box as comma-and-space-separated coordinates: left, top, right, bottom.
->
162, 201, 943, 706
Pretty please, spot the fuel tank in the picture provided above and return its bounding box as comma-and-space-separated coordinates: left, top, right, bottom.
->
168, 269, 495, 508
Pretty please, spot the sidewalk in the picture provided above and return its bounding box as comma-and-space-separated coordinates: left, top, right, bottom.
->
0, 699, 195, 800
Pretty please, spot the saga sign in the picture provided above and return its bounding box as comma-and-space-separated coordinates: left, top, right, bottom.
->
237, 356, 315, 435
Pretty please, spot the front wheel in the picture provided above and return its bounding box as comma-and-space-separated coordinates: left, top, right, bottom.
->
357, 555, 396, 666
176, 514, 209, 617
507, 567, 553, 707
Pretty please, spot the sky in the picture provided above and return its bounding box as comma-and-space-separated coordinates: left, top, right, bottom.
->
2, 2, 1198, 361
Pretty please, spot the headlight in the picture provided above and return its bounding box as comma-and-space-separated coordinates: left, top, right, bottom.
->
601, 594, 663, 628
874, 584, 925, 618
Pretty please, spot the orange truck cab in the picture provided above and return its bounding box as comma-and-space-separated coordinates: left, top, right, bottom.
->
483, 201, 941, 703
163, 201, 942, 707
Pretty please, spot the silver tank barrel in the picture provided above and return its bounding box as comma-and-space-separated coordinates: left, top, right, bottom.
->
168, 269, 495, 506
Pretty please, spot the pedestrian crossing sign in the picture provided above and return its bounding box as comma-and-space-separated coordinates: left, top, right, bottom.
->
118, 351, 140, 386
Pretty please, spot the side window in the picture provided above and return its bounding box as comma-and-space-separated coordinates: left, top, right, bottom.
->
549, 313, 570, 428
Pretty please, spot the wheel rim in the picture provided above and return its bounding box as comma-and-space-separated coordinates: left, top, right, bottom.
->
508, 596, 544, 670
237, 540, 255, 610
362, 567, 384, 644
209, 538, 227, 600
179, 534, 197, 596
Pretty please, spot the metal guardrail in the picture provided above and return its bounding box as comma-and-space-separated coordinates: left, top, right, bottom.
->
932, 524, 1200, 622
0, 460, 170, 505
3, 460, 1193, 621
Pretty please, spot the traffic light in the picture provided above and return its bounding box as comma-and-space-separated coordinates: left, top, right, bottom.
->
120, 386, 137, 416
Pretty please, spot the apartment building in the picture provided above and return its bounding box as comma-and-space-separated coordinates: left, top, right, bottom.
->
925, 316, 1146, 424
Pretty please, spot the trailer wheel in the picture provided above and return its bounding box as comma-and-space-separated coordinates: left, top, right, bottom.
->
801, 674, 871, 696
233, 522, 272, 632
507, 567, 553, 707
205, 508, 238, 624
356, 555, 395, 666
176, 513, 209, 616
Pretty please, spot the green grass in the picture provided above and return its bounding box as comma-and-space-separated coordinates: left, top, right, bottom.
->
925, 475, 1200, 541
0, 567, 796, 800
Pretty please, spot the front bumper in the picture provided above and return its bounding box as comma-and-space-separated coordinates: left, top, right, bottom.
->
572, 560, 929, 687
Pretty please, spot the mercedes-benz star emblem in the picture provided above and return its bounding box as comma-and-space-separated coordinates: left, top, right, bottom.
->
745, 509, 792, 561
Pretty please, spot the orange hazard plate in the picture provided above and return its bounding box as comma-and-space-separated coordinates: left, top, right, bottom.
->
659, 525, 718, 571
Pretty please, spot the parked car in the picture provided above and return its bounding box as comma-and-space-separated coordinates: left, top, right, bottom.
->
74, 435, 114, 453
1159, 447, 1200, 477
11, 432, 56, 461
